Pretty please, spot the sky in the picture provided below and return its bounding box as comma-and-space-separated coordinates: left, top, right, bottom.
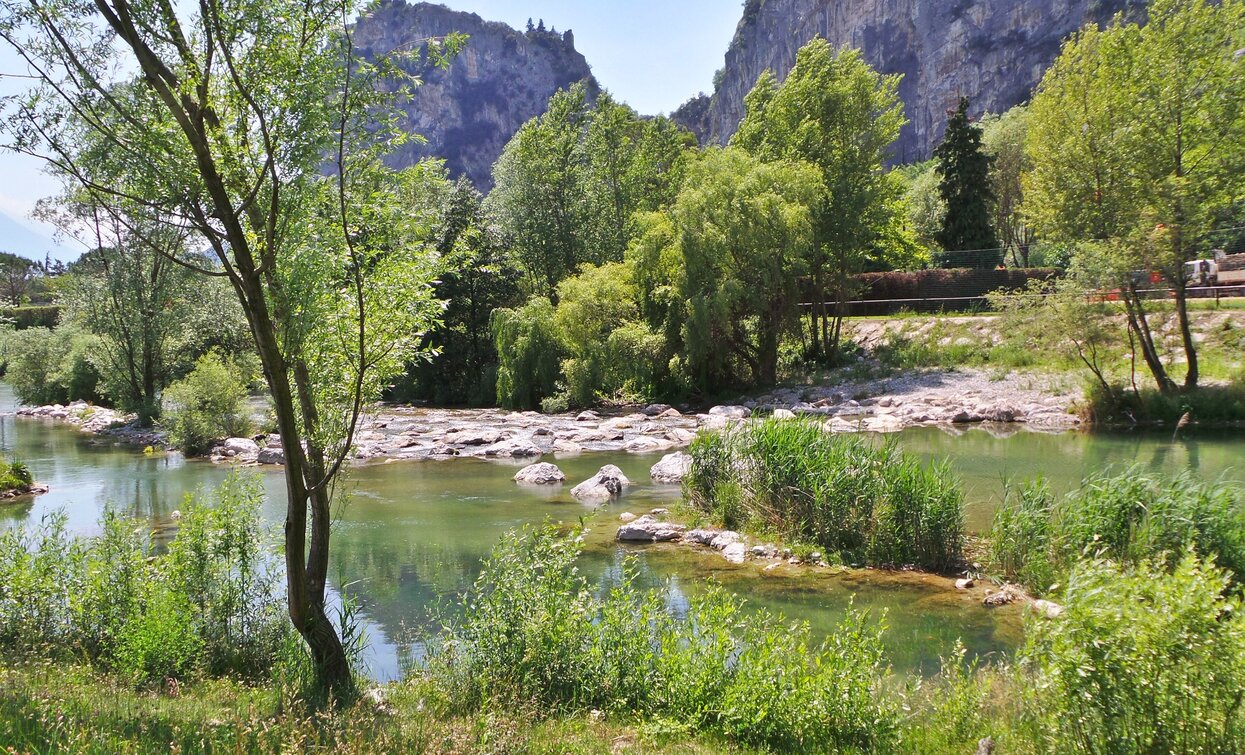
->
0, 1, 743, 263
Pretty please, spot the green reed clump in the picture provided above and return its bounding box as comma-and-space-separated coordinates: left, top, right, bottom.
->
990, 469, 1245, 594
423, 525, 899, 753
0, 457, 33, 492
686, 418, 965, 571
0, 474, 288, 685
1021, 551, 1245, 754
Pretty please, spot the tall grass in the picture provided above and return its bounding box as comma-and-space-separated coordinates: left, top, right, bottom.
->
0, 456, 33, 492
0, 474, 288, 685
990, 469, 1245, 594
686, 418, 965, 571
422, 525, 900, 753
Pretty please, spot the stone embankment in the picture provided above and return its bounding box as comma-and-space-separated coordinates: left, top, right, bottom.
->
11, 366, 1078, 466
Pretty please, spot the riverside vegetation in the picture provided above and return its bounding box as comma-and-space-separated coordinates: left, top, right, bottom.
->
3, 438, 1245, 752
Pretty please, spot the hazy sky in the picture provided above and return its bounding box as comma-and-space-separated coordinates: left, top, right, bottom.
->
0, 1, 742, 261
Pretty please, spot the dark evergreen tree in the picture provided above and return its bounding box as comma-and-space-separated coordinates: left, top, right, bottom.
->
935, 97, 1001, 268
526, 18, 534, 33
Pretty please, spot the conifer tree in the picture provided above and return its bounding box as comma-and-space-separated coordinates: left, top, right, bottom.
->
935, 97, 1000, 267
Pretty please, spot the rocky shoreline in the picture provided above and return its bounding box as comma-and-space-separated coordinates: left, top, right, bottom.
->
606, 497, 1058, 617
11, 367, 1079, 465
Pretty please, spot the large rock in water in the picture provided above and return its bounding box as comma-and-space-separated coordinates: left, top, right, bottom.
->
571, 465, 631, 501
514, 462, 565, 485
353, 1, 598, 190
650, 452, 693, 484
616, 515, 686, 542
673, 0, 1148, 163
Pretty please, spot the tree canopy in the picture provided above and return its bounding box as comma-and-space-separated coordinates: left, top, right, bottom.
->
733, 39, 910, 361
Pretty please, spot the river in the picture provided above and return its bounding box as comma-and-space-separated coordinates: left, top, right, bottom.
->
1, 384, 1241, 681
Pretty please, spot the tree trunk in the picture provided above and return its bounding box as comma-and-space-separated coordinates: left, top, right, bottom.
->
241, 276, 353, 700
1122, 287, 1175, 394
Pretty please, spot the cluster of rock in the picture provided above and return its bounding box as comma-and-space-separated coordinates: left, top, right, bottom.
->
208, 436, 284, 465
613, 510, 826, 568
510, 452, 692, 501
957, 576, 1064, 618
745, 368, 1079, 432
15, 401, 163, 446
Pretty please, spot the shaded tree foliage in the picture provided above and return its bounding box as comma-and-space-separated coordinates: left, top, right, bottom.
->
394, 177, 522, 405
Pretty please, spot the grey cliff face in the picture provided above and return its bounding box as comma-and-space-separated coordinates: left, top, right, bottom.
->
353, 1, 597, 189
675, 0, 1147, 162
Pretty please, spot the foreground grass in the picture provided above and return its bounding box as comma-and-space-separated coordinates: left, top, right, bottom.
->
0, 661, 734, 754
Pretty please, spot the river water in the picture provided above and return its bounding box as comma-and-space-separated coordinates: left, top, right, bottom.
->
1, 384, 1241, 681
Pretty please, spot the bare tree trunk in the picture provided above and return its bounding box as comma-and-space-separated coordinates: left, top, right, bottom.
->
1174, 284, 1199, 391
1122, 286, 1175, 393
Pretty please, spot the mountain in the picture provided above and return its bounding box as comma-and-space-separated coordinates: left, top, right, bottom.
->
673, 0, 1148, 163
353, 1, 597, 190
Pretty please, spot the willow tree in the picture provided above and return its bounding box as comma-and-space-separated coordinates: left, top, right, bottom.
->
632, 148, 822, 392
0, 0, 456, 695
1026, 0, 1245, 392
733, 40, 907, 362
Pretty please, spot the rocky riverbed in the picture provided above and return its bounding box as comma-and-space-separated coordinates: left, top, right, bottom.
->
11, 366, 1080, 465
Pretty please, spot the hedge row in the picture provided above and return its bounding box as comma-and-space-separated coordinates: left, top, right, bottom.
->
841, 268, 1058, 316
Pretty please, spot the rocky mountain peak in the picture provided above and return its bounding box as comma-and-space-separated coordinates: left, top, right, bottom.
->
674, 0, 1149, 162
353, 1, 597, 189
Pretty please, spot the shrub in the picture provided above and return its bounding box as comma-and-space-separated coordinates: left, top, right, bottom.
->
0, 474, 287, 685
990, 469, 1245, 594
425, 525, 900, 753
0, 326, 101, 406
161, 352, 252, 455
686, 419, 965, 571
1022, 552, 1245, 753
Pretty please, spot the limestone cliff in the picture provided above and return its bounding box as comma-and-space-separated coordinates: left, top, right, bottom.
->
354, 1, 597, 189
674, 0, 1147, 162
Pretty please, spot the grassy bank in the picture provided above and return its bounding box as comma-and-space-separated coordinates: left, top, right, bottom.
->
2, 462, 1244, 752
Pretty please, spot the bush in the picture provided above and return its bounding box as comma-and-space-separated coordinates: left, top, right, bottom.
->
161, 352, 253, 455
0, 474, 287, 685
1, 305, 61, 330
1022, 552, 1245, 753
990, 469, 1245, 594
686, 419, 965, 571
424, 525, 899, 752
0, 326, 101, 406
